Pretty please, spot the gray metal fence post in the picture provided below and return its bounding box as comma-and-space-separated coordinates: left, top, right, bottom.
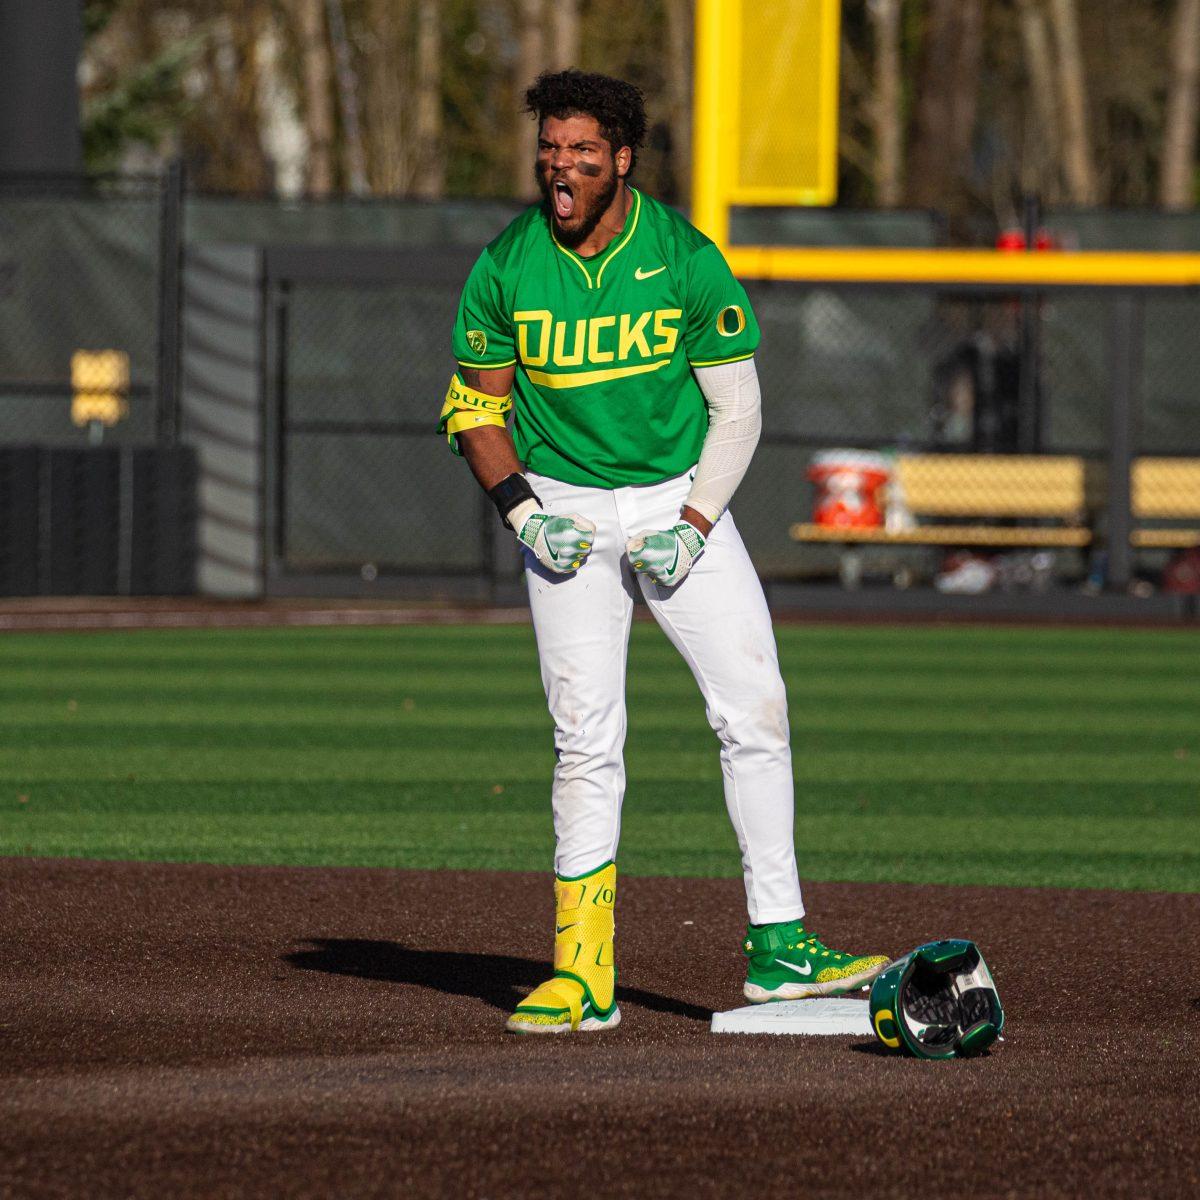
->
1017, 192, 1043, 452
273, 281, 291, 567
1105, 293, 1142, 592
481, 490, 497, 603
156, 158, 186, 445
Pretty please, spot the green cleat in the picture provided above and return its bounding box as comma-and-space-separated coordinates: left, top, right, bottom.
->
742, 920, 890, 1003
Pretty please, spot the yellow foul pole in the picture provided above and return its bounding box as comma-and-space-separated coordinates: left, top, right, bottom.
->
725, 246, 1200, 287
690, 0, 731, 247
689, 2, 1200, 287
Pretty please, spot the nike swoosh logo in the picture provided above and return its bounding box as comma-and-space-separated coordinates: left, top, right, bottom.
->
778, 960, 813, 977
634, 265, 667, 280
555, 923, 579, 934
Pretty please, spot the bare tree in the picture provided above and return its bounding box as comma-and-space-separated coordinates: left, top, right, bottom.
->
229, 1, 271, 192
255, 6, 307, 197
1161, 0, 1200, 208
84, 0, 1192, 216
514, 0, 545, 200
551, 0, 581, 70
325, 0, 368, 195
178, 2, 271, 192
869, 0, 903, 207
412, 0, 444, 199
908, 0, 983, 211
1014, 0, 1060, 200
362, 0, 409, 195
1047, 0, 1097, 204
839, 22, 878, 189
663, 0, 692, 203
296, 0, 335, 195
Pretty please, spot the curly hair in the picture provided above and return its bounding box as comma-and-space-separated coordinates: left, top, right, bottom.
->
524, 69, 647, 171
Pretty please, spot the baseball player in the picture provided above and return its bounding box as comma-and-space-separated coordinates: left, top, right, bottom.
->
439, 70, 888, 1033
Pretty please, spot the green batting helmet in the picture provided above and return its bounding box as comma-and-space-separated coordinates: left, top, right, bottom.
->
869, 939, 1003, 1059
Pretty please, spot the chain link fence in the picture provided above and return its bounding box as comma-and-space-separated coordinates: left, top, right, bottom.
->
0, 173, 181, 447
3, 179, 1198, 600
275, 273, 485, 575
265, 265, 1200, 594
741, 284, 1200, 587
0, 171, 194, 595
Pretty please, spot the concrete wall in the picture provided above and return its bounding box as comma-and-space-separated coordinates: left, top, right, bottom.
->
180, 245, 264, 598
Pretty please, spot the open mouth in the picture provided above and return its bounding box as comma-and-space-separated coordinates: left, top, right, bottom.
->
552, 179, 575, 221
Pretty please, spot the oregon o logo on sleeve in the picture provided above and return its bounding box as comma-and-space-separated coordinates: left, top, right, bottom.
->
466, 329, 488, 356
715, 305, 746, 337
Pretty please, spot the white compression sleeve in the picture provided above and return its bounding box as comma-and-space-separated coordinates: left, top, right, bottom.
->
684, 356, 763, 524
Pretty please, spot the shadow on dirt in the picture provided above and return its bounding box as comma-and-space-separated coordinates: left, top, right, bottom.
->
848, 1041, 892, 1056
283, 938, 711, 1022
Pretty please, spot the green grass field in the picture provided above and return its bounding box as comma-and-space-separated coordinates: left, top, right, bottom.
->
2, 623, 1197, 891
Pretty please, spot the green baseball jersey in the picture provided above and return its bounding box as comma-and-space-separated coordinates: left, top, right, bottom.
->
450, 188, 759, 488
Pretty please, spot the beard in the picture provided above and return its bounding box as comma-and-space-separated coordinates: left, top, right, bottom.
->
536, 164, 619, 249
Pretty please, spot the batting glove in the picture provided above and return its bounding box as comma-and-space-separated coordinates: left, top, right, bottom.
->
508, 498, 596, 574
626, 521, 706, 587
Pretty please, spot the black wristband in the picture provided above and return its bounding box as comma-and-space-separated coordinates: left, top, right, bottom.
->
488, 473, 541, 530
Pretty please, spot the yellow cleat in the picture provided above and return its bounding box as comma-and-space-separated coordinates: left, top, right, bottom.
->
507, 861, 622, 1034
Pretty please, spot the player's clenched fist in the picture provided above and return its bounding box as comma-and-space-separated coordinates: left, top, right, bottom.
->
626, 522, 706, 587
516, 510, 597, 574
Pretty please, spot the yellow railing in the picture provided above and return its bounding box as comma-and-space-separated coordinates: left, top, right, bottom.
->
724, 246, 1200, 288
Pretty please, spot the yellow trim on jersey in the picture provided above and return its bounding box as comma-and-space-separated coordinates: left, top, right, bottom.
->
525, 356, 670, 389
594, 189, 642, 289
688, 351, 755, 368
551, 189, 643, 291
457, 357, 517, 370
552, 240, 595, 289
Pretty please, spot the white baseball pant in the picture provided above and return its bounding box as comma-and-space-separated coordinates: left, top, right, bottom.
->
523, 466, 806, 925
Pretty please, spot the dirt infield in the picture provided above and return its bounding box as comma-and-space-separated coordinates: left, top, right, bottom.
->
2, 859, 1197, 1198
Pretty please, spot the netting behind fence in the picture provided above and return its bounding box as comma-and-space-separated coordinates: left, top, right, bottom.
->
278, 278, 484, 573
4, 182, 1200, 594
267, 272, 1200, 582
0, 177, 167, 446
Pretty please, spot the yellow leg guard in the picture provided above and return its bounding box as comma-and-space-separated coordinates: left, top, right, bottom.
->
507, 862, 618, 1034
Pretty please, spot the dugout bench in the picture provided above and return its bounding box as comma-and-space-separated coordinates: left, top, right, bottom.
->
1129, 459, 1200, 549
788, 454, 1200, 587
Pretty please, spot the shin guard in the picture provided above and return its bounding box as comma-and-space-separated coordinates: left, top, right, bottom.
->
507, 861, 619, 1033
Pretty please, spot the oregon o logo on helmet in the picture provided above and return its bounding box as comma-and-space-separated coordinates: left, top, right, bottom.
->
872, 1007, 901, 1048
869, 939, 1004, 1059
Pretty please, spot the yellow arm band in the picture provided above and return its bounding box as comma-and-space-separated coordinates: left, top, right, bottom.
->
437, 373, 513, 455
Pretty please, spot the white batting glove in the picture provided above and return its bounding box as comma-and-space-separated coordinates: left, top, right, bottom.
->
508, 498, 595, 575
626, 522, 706, 587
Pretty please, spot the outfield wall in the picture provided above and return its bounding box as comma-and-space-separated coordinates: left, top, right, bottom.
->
3, 189, 1200, 600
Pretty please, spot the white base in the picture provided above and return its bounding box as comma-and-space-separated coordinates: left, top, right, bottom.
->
711, 998, 873, 1036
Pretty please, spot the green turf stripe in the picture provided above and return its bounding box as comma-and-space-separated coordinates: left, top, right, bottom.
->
1, 623, 1197, 893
